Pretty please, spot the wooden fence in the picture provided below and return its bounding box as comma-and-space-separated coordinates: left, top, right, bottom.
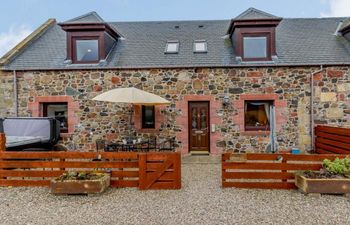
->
315, 126, 350, 154
0, 151, 181, 190
222, 153, 349, 189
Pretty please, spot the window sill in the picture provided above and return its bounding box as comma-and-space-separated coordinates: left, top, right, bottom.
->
241, 130, 270, 136
136, 128, 159, 133
60, 133, 73, 138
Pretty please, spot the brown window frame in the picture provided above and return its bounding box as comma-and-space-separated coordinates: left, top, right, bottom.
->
141, 105, 155, 129
42, 102, 69, 133
244, 100, 273, 131
234, 27, 276, 62
68, 31, 105, 64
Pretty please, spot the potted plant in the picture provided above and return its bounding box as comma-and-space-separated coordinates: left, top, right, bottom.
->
50, 171, 110, 194
295, 157, 350, 194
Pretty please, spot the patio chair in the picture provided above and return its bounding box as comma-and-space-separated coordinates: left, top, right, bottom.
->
96, 139, 106, 151
147, 136, 157, 151
134, 138, 150, 152
158, 137, 176, 151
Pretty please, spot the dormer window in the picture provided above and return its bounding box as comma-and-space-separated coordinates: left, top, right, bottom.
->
59, 22, 121, 64
165, 41, 179, 54
226, 8, 281, 62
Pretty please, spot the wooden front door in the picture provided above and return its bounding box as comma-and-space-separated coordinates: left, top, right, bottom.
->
189, 102, 210, 152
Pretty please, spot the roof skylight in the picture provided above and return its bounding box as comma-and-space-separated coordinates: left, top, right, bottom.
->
165, 41, 179, 54
193, 40, 207, 53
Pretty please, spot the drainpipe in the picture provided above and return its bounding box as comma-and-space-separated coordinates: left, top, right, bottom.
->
13, 70, 18, 117
310, 65, 323, 152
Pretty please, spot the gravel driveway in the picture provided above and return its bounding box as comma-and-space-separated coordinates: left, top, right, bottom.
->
1, 164, 350, 225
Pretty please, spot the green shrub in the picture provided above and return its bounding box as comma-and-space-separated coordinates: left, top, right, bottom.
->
323, 157, 350, 175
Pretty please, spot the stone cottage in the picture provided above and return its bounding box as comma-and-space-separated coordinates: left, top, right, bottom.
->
1, 8, 350, 154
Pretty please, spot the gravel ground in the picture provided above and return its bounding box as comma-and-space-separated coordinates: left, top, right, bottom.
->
1, 164, 350, 225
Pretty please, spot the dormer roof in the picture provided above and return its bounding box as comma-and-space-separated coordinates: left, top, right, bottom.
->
234, 7, 281, 21
227, 8, 282, 35
64, 11, 105, 23
339, 18, 350, 35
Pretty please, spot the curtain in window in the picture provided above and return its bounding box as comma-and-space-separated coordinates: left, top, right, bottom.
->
248, 102, 270, 122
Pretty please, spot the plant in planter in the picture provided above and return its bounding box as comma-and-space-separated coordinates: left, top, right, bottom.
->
50, 171, 110, 194
295, 157, 350, 194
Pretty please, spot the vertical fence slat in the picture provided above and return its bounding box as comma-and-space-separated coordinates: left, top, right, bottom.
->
0, 133, 5, 152
0, 133, 5, 181
138, 153, 147, 190
174, 152, 181, 189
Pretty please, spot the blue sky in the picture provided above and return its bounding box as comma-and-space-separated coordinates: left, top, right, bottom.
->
0, 0, 349, 57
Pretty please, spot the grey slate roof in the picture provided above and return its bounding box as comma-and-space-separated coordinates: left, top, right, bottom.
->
234, 7, 281, 20
2, 11, 350, 70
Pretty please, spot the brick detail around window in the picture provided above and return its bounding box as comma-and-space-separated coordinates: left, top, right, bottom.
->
28, 96, 79, 137
175, 95, 222, 155
133, 105, 165, 133
233, 94, 287, 135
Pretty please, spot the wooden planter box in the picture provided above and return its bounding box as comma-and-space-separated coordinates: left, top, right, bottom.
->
50, 173, 110, 194
295, 174, 350, 194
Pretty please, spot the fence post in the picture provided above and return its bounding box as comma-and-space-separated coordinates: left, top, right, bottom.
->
173, 152, 181, 189
0, 133, 5, 152
0, 129, 6, 179
138, 153, 147, 190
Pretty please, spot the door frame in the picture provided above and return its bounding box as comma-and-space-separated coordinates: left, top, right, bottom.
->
188, 101, 211, 153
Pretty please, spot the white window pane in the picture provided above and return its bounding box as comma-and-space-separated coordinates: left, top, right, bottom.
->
194, 42, 207, 52
44, 103, 68, 133
243, 37, 267, 58
166, 42, 179, 53
76, 40, 99, 62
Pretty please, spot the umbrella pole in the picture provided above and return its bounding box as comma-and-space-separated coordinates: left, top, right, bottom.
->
129, 105, 135, 140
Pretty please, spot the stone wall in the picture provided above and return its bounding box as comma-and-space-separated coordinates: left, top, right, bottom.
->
0, 66, 349, 153
0, 70, 14, 116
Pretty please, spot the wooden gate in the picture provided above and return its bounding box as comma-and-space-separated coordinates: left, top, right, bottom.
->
139, 152, 181, 190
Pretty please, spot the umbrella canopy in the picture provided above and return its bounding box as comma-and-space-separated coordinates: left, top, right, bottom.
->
92, 87, 170, 105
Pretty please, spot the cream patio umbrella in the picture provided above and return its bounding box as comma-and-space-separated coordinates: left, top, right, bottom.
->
92, 87, 170, 105
92, 87, 170, 138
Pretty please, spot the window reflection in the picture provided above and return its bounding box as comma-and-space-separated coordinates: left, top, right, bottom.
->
76, 39, 99, 62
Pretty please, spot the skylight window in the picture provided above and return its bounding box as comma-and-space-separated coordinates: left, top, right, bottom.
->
165, 41, 179, 53
193, 40, 207, 53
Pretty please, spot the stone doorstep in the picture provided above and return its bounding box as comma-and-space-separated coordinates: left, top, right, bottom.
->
181, 154, 221, 164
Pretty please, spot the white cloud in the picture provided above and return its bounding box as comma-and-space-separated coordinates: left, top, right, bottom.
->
0, 25, 32, 58
321, 0, 350, 17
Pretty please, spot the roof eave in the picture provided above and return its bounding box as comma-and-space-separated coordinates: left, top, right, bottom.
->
226, 18, 282, 35
3, 62, 350, 72
58, 22, 122, 39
